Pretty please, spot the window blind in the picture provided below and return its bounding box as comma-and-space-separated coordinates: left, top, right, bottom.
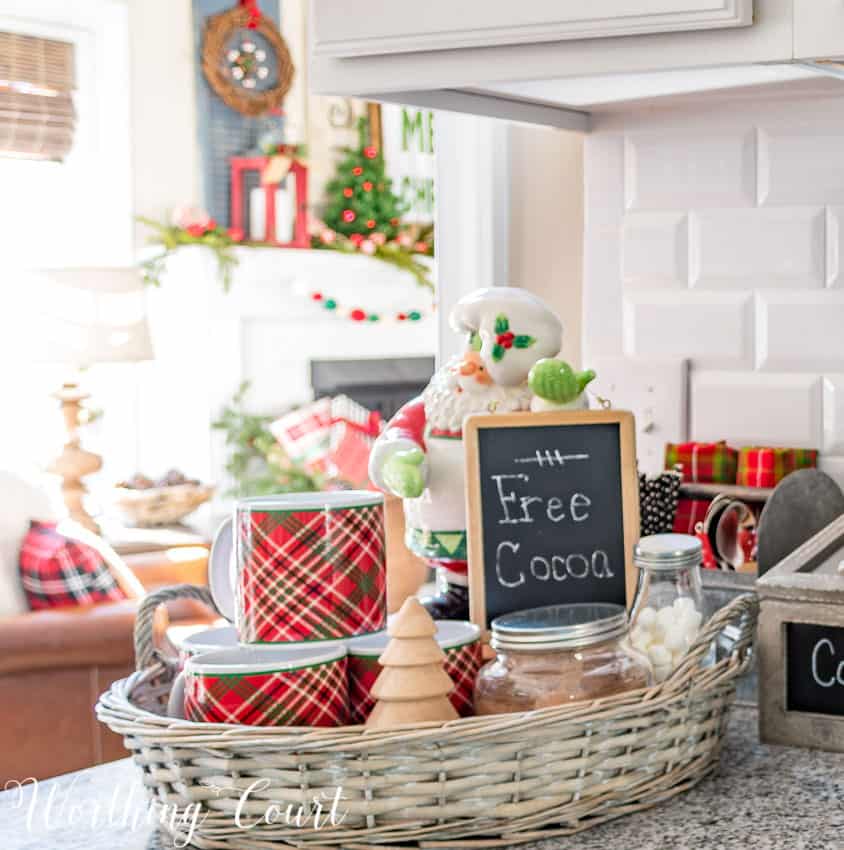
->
0, 31, 76, 161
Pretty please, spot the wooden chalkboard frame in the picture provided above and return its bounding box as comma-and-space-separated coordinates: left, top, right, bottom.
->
464, 409, 640, 634
757, 512, 844, 752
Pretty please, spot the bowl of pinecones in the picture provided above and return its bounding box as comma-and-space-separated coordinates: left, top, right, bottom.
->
113, 469, 214, 527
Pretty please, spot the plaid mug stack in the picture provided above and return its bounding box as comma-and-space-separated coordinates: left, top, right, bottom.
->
177, 491, 388, 726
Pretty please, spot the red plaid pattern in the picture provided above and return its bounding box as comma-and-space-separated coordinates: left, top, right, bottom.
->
737, 446, 819, 488
444, 641, 482, 717
327, 421, 376, 488
19, 521, 126, 610
672, 498, 711, 535
270, 396, 382, 474
664, 441, 738, 484
185, 657, 349, 727
239, 504, 386, 643
348, 639, 480, 723
347, 653, 381, 724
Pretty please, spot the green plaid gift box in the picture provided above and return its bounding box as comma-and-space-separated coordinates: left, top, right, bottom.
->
664, 441, 738, 484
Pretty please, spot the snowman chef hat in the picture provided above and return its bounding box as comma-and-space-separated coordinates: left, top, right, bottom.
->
450, 287, 563, 357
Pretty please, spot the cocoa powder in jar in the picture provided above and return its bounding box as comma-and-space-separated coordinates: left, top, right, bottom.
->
474, 605, 653, 716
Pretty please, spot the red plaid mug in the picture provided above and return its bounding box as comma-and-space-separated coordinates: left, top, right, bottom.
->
169, 644, 349, 727
347, 620, 482, 723
209, 491, 387, 644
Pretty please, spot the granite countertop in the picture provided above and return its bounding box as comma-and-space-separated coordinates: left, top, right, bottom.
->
1, 707, 842, 849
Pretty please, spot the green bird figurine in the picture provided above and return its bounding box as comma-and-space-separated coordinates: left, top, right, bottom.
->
528, 359, 596, 411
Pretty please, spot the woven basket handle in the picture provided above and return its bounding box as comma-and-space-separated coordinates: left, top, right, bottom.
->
668, 592, 758, 681
134, 583, 219, 672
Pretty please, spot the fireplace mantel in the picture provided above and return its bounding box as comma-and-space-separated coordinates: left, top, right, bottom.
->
136, 246, 436, 487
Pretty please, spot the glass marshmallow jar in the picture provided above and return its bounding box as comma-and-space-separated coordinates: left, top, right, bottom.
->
629, 534, 708, 682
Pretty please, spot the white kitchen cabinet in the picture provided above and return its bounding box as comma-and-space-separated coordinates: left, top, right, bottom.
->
311, 0, 753, 58
309, 0, 844, 128
794, 0, 844, 60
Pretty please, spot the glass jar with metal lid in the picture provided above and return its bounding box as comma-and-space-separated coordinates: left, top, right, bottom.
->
629, 533, 709, 682
474, 603, 653, 716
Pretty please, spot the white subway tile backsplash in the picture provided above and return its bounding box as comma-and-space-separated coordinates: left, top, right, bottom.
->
758, 123, 844, 206
757, 292, 844, 371
622, 212, 687, 289
586, 97, 844, 465
624, 130, 755, 211
691, 371, 822, 448
819, 456, 844, 492
690, 207, 825, 290
623, 292, 752, 364
823, 376, 844, 455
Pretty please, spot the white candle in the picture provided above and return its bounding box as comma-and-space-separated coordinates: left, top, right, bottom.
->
249, 185, 295, 242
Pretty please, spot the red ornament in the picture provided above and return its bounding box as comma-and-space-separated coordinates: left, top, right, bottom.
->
350, 308, 367, 322
206, 218, 218, 231
239, 0, 261, 29
343, 187, 353, 198
362, 181, 373, 192
349, 232, 364, 245
497, 331, 516, 349
227, 227, 245, 242
352, 166, 363, 176
366, 219, 376, 229
363, 145, 377, 159
342, 209, 356, 223
397, 312, 407, 321
186, 223, 207, 238
311, 292, 324, 301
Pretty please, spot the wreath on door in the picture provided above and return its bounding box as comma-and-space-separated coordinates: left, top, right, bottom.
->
202, 1, 294, 117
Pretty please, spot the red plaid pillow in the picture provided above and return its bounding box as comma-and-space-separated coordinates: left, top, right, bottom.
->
19, 521, 126, 610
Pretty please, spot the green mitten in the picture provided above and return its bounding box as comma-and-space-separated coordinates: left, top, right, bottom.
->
529, 359, 596, 404
382, 447, 426, 498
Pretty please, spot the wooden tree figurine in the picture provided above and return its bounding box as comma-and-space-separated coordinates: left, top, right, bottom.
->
366, 598, 459, 728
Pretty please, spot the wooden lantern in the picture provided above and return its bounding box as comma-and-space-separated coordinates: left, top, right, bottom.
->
757, 512, 844, 752
230, 149, 309, 248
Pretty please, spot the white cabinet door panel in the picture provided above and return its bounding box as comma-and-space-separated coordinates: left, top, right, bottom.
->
311, 0, 753, 58
794, 0, 844, 59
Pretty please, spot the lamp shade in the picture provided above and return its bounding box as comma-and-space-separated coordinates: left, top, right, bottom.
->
16, 267, 154, 367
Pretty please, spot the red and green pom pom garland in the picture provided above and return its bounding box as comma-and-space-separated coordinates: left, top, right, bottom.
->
309, 291, 430, 324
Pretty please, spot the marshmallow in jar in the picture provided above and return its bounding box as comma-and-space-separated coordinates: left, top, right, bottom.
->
629, 534, 707, 683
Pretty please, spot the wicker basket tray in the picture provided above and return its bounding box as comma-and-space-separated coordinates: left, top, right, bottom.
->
96, 585, 757, 849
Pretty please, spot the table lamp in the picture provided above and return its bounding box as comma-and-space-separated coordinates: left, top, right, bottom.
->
18, 268, 154, 532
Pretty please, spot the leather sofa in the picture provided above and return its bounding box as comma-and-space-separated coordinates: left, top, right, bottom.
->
0, 546, 214, 784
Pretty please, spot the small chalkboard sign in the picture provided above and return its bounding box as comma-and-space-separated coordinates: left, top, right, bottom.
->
786, 622, 844, 717
758, 512, 844, 752
464, 410, 640, 632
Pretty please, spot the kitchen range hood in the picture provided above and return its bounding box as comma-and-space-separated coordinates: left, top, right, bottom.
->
309, 0, 844, 129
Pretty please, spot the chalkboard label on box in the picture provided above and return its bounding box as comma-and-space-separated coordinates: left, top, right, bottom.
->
786, 622, 844, 717
464, 410, 640, 632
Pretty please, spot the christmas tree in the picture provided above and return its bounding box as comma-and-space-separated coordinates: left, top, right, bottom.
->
366, 597, 458, 728
322, 117, 407, 241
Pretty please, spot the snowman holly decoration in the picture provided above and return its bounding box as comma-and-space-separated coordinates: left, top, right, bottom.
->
370, 287, 587, 619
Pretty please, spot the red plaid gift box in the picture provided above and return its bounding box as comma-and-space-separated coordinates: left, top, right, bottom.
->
19, 521, 126, 610
672, 498, 711, 535
664, 441, 738, 484
737, 446, 818, 488
271, 395, 381, 475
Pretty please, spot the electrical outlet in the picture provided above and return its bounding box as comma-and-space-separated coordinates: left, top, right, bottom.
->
589, 356, 689, 475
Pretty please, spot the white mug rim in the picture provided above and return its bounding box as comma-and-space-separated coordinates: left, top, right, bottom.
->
232, 490, 383, 511
186, 642, 346, 676
348, 620, 481, 657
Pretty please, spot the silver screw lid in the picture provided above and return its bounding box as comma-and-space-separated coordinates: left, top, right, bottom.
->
634, 533, 702, 571
490, 603, 629, 652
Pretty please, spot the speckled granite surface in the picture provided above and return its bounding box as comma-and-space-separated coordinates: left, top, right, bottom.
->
1, 707, 841, 849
